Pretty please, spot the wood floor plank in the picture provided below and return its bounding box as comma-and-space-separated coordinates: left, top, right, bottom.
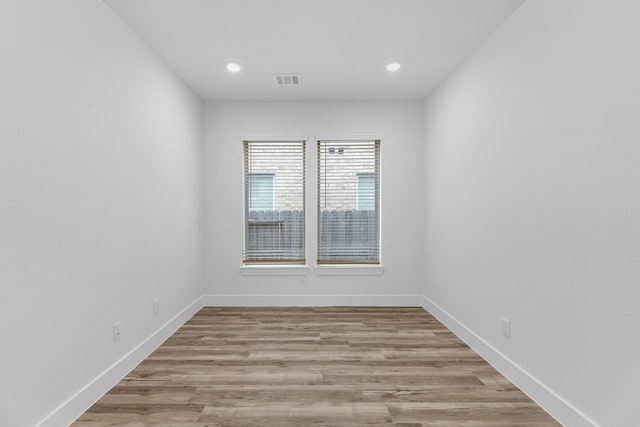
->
73, 307, 559, 426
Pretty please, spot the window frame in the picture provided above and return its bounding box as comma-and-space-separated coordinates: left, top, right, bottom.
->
316, 138, 382, 266
241, 137, 307, 266
238, 134, 383, 275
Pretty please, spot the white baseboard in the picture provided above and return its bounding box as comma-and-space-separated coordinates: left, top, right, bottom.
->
420, 295, 599, 427
203, 294, 420, 307
34, 293, 596, 426
36, 296, 204, 427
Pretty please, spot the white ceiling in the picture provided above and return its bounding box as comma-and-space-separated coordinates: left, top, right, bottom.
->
104, 0, 525, 101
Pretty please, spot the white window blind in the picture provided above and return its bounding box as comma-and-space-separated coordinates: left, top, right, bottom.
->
243, 141, 305, 264
318, 140, 380, 264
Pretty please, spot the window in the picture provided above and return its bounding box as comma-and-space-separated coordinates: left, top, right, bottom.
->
248, 174, 274, 211
357, 173, 376, 211
318, 140, 380, 264
243, 140, 305, 264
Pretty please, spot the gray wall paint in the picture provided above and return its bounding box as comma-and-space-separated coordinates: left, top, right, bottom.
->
203, 102, 424, 298
0, 1, 203, 426
2, 1, 638, 425
422, 1, 640, 425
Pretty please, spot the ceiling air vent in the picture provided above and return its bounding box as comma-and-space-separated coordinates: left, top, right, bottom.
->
274, 74, 300, 86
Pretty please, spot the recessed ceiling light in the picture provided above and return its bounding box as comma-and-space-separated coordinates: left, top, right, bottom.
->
226, 62, 241, 73
386, 61, 401, 72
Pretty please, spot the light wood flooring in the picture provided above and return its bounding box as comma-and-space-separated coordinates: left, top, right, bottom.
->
73, 307, 560, 426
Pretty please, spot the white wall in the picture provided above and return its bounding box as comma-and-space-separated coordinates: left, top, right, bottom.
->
204, 102, 424, 303
0, 1, 203, 426
422, 1, 640, 426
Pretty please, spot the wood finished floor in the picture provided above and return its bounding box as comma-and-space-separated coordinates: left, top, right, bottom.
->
73, 307, 560, 426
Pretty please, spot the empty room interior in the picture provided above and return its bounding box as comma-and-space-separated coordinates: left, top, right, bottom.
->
2, 0, 639, 426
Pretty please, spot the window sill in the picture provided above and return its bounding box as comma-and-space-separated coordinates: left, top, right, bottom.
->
240, 265, 310, 276
315, 265, 384, 276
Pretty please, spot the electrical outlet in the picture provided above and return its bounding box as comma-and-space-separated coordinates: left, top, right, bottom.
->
113, 322, 122, 341
299, 276, 306, 285
502, 318, 511, 339
153, 299, 160, 316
